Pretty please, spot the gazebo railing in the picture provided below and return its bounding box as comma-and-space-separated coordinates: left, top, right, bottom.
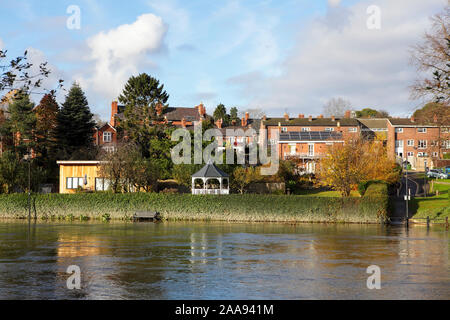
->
192, 189, 229, 195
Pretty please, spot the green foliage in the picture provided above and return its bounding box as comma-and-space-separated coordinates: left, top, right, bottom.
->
0, 193, 389, 223
358, 180, 387, 196
229, 107, 238, 123
355, 108, 389, 118
213, 103, 229, 125
55, 83, 96, 158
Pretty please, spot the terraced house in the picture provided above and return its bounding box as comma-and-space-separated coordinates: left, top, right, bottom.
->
260, 111, 360, 173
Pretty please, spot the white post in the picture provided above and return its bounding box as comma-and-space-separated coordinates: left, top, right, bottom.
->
219, 177, 223, 194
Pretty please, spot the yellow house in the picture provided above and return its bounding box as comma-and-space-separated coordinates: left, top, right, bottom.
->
57, 161, 109, 194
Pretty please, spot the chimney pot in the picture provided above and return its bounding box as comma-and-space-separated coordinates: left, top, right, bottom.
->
318, 114, 324, 119
181, 117, 187, 128
245, 112, 249, 121
411, 116, 415, 123
331, 115, 335, 121
308, 115, 312, 122
298, 114, 304, 119
284, 113, 289, 121
262, 115, 267, 121
433, 114, 438, 123
111, 101, 118, 127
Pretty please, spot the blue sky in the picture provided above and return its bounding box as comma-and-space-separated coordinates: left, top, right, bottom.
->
0, 0, 447, 120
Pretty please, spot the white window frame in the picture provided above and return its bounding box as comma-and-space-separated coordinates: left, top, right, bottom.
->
103, 131, 112, 143
407, 152, 414, 157
95, 178, 110, 191
407, 139, 414, 147
301, 127, 310, 132
325, 128, 334, 132
395, 140, 404, 147
417, 128, 427, 133
395, 128, 403, 133
418, 140, 427, 149
349, 127, 357, 132
281, 127, 288, 132
432, 152, 439, 157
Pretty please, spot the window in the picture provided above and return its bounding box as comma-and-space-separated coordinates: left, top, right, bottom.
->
301, 127, 310, 132
418, 140, 427, 149
417, 128, 427, 133
67, 177, 83, 189
407, 140, 414, 146
349, 127, 357, 132
103, 146, 115, 153
281, 127, 288, 132
95, 178, 110, 191
432, 152, 438, 157
103, 131, 112, 142
395, 140, 403, 147
407, 152, 414, 157
325, 128, 334, 132
446, 140, 450, 149
395, 128, 403, 133
442, 127, 449, 133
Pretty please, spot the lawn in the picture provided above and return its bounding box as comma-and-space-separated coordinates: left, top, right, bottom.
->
412, 181, 450, 219
294, 189, 361, 197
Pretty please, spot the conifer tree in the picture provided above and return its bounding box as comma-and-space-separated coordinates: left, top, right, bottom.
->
56, 83, 96, 158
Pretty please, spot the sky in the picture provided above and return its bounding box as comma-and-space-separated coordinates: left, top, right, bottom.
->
0, 0, 447, 120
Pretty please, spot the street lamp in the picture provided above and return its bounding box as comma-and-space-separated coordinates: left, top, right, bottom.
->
24, 150, 32, 220
403, 160, 410, 227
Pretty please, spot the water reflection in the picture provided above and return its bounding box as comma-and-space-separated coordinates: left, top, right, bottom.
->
0, 221, 448, 299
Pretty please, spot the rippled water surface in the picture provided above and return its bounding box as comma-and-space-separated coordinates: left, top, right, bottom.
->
0, 221, 448, 299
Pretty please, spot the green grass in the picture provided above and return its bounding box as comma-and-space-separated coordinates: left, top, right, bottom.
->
0, 191, 389, 223
412, 181, 450, 219
294, 189, 361, 197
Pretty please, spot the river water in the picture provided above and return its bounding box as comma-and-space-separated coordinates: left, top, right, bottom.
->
0, 221, 448, 300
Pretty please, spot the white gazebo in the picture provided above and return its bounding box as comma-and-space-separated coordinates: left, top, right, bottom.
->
191, 160, 230, 195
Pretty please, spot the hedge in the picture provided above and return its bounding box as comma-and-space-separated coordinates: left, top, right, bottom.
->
0, 189, 389, 223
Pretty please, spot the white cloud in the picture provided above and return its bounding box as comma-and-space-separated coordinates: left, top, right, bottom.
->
76, 13, 167, 102
230, 0, 447, 117
0, 38, 3, 50
328, 0, 341, 7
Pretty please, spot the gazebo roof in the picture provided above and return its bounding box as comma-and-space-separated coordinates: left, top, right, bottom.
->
192, 160, 229, 178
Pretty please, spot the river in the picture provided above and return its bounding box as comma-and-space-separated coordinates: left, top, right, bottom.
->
0, 221, 448, 299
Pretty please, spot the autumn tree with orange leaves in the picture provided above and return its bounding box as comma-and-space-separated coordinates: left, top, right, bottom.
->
316, 137, 400, 197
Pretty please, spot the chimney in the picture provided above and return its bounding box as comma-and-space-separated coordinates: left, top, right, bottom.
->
110, 101, 118, 127
411, 116, 415, 123
433, 114, 438, 123
331, 115, 335, 122
231, 119, 236, 125
284, 113, 289, 121
216, 118, 223, 129
241, 117, 247, 127
181, 117, 187, 128
245, 112, 249, 121
197, 103, 206, 117
308, 115, 312, 122
262, 115, 267, 121
318, 114, 324, 119
344, 110, 351, 119
298, 114, 304, 119
155, 102, 163, 116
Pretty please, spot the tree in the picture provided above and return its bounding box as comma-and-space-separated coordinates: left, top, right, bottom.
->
232, 166, 260, 194
355, 108, 389, 118
213, 103, 229, 125
55, 83, 96, 159
118, 73, 169, 158
35, 94, 58, 160
316, 137, 399, 197
410, 4, 450, 103
229, 107, 239, 123
0, 49, 63, 96
3, 92, 36, 158
413, 102, 450, 125
322, 97, 352, 117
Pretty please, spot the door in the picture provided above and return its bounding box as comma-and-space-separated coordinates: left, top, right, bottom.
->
308, 144, 314, 157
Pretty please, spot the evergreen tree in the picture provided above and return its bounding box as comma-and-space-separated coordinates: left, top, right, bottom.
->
118, 73, 169, 158
4, 91, 36, 158
56, 83, 96, 158
213, 103, 230, 125
230, 107, 239, 123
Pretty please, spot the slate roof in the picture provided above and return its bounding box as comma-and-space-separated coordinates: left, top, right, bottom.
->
192, 160, 229, 178
279, 131, 343, 142
164, 107, 203, 122
263, 118, 359, 126
388, 118, 447, 126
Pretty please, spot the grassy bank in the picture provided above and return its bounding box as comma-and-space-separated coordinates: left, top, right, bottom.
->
411, 181, 450, 219
0, 185, 388, 223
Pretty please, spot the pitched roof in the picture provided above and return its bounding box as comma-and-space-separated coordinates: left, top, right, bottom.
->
263, 117, 359, 126
192, 160, 229, 178
388, 118, 442, 126
279, 131, 343, 142
358, 118, 388, 129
